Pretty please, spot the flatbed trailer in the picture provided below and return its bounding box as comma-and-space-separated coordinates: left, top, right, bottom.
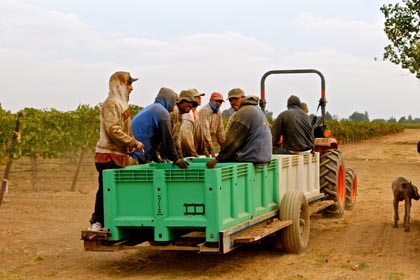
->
82, 154, 335, 254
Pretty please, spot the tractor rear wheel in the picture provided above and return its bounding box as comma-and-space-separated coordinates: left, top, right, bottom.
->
345, 168, 357, 210
279, 190, 310, 254
320, 149, 346, 217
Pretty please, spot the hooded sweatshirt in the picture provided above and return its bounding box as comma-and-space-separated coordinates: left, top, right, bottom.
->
216, 96, 272, 163
131, 87, 179, 163
95, 71, 138, 166
271, 95, 313, 152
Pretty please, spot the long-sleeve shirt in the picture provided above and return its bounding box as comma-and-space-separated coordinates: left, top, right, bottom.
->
196, 103, 225, 155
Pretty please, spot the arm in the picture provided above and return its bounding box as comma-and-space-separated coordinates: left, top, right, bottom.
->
158, 119, 189, 169
215, 113, 226, 146
181, 120, 199, 157
157, 119, 179, 163
206, 121, 247, 169
198, 108, 214, 154
216, 121, 247, 162
271, 116, 283, 147
104, 104, 137, 147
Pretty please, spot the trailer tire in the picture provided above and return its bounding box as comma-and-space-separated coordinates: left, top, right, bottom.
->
345, 168, 357, 210
279, 190, 310, 254
320, 149, 346, 217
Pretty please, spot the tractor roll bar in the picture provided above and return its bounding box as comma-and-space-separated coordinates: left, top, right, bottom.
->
259, 69, 326, 119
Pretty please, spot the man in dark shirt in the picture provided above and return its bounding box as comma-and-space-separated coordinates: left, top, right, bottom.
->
271, 95, 314, 154
206, 95, 272, 168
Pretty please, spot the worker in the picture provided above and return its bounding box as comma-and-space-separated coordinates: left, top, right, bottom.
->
131, 87, 189, 168
206, 95, 272, 168
271, 95, 313, 154
180, 89, 205, 157
225, 88, 246, 133
89, 71, 144, 232
195, 92, 226, 157
170, 89, 198, 158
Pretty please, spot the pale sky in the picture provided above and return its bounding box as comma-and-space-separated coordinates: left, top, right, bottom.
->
1, 0, 419, 120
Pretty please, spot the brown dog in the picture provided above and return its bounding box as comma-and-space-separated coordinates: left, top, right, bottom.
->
392, 177, 420, 232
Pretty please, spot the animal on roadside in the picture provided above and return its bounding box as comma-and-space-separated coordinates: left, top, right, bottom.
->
392, 177, 420, 232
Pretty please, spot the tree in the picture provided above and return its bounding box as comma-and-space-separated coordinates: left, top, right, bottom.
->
349, 111, 369, 122
222, 108, 234, 119
381, 1, 420, 78
388, 116, 397, 123
325, 111, 333, 120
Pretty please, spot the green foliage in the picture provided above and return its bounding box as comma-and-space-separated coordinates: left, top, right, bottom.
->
381, 0, 420, 78
129, 104, 143, 117
0, 104, 146, 165
1, 104, 419, 164
0, 107, 15, 160
325, 120, 418, 144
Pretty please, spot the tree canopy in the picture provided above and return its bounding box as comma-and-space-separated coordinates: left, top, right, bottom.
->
381, 0, 420, 78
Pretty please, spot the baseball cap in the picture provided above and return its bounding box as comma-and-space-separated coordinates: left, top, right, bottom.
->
128, 74, 139, 83
190, 88, 205, 97
177, 90, 199, 107
210, 92, 225, 102
228, 88, 245, 99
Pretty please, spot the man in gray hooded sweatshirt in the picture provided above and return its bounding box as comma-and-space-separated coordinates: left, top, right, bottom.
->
271, 95, 314, 154
206, 95, 272, 168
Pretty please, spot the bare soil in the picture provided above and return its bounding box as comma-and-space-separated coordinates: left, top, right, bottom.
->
2, 129, 420, 280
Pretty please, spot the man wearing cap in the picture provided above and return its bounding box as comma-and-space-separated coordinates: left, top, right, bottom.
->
206, 95, 272, 168
170, 89, 198, 158
226, 88, 246, 133
131, 87, 190, 169
190, 89, 205, 121
89, 71, 144, 232
180, 89, 205, 157
196, 92, 226, 157
271, 95, 313, 154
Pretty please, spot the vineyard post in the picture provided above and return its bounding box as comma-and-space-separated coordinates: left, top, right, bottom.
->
0, 112, 23, 206
70, 113, 96, 192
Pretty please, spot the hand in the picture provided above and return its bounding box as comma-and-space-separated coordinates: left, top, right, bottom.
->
206, 158, 218, 169
128, 141, 144, 154
136, 141, 144, 150
208, 148, 215, 158
175, 159, 189, 169
155, 155, 164, 163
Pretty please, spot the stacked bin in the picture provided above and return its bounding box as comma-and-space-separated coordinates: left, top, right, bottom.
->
273, 152, 320, 202
102, 159, 279, 242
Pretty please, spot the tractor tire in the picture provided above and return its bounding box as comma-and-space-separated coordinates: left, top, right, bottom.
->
345, 168, 357, 210
319, 149, 346, 217
278, 190, 310, 254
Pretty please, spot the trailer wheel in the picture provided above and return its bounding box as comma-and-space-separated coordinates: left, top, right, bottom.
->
345, 168, 357, 210
279, 190, 310, 254
320, 149, 345, 217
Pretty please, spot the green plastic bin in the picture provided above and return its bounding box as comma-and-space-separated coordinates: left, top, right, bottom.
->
103, 159, 279, 242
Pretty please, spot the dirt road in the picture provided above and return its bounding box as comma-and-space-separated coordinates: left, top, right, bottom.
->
2, 129, 420, 280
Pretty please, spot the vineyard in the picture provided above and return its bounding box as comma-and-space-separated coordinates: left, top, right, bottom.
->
1, 105, 419, 190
